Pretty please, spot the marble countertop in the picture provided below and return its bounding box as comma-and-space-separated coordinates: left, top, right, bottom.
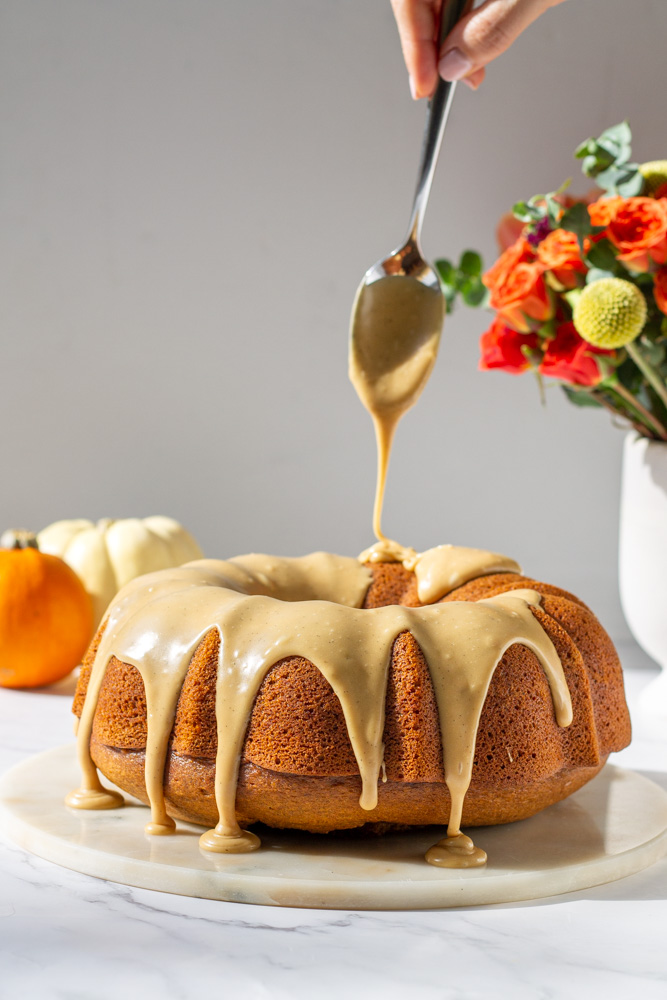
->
2, 642, 667, 1000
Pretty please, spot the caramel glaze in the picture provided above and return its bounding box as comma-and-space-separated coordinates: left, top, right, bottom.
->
67, 546, 573, 868
349, 275, 445, 542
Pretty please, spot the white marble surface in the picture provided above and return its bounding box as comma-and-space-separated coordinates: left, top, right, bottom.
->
2, 642, 667, 999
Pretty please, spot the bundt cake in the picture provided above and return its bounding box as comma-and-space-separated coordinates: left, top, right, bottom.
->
67, 544, 631, 868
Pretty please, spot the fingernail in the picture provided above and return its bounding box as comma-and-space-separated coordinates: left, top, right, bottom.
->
462, 76, 478, 91
409, 75, 418, 100
438, 47, 473, 82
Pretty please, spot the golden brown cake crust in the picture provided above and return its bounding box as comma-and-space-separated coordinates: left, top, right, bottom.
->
74, 564, 631, 833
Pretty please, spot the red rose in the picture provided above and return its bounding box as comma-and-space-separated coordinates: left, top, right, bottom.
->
479, 317, 538, 374
537, 229, 587, 289
606, 197, 667, 272
539, 321, 614, 387
654, 268, 667, 315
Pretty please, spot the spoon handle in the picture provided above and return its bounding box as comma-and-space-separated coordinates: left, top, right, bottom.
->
407, 0, 473, 243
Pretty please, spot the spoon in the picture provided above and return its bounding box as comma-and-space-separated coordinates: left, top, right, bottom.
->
349, 0, 472, 545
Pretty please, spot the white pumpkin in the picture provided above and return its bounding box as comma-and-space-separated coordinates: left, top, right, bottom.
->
37, 516, 203, 627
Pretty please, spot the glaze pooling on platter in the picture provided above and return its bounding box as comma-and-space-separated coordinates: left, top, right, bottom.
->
67, 546, 572, 868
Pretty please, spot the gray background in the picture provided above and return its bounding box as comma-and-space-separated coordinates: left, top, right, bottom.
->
2, 0, 666, 643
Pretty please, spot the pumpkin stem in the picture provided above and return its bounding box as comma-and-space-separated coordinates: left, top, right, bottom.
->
0, 529, 39, 551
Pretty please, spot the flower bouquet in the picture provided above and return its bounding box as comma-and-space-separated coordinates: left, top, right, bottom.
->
438, 123, 667, 441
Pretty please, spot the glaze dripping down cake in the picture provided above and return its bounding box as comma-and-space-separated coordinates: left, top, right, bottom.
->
68, 545, 631, 866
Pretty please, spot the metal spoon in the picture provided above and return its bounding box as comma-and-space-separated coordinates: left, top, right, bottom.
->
349, 0, 471, 542
356, 0, 471, 294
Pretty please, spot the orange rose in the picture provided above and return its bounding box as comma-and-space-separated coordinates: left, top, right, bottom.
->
607, 197, 667, 272
537, 229, 587, 289
654, 268, 667, 315
483, 237, 535, 290
484, 259, 553, 333
588, 196, 623, 228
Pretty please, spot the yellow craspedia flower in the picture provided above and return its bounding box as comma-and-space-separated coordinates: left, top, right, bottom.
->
639, 161, 667, 197
573, 278, 647, 348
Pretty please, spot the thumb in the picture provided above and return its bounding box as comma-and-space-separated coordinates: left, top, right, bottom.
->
438, 0, 559, 83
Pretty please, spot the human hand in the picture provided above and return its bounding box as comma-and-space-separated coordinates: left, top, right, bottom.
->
390, 0, 567, 98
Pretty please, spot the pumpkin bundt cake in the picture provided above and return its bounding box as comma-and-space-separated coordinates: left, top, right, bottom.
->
68, 545, 631, 867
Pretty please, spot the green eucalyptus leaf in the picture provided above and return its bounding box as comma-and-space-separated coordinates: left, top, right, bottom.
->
459, 250, 483, 277
581, 154, 601, 176
595, 162, 642, 196
585, 238, 619, 271
598, 121, 632, 159
513, 198, 546, 223
435, 258, 457, 287
560, 202, 592, 252
616, 167, 644, 197
594, 165, 621, 191
563, 385, 603, 408
580, 149, 615, 177
575, 138, 597, 160
592, 148, 616, 170
460, 276, 489, 307
597, 137, 622, 159
577, 123, 635, 183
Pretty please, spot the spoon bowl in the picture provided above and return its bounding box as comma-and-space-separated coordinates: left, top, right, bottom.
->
362, 235, 442, 287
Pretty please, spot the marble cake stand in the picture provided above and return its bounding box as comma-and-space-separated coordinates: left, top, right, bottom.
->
2, 744, 667, 910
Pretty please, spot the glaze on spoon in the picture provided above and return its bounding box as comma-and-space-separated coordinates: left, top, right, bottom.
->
349, 0, 471, 546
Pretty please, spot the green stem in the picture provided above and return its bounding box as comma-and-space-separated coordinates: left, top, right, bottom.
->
0, 529, 39, 550
589, 390, 643, 435
605, 382, 667, 441
626, 341, 667, 414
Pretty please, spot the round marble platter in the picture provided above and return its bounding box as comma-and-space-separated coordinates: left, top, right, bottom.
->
2, 745, 667, 910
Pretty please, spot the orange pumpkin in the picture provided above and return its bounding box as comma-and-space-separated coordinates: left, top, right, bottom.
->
0, 530, 94, 689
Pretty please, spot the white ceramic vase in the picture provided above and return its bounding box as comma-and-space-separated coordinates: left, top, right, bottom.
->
619, 431, 667, 716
